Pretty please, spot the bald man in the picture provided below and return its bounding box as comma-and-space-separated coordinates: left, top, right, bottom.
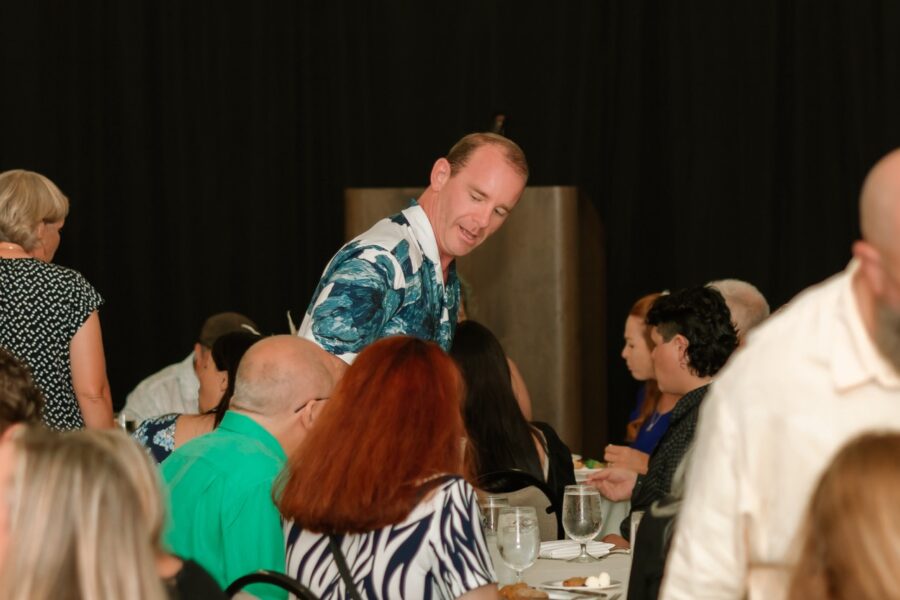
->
662, 150, 900, 600
162, 336, 334, 599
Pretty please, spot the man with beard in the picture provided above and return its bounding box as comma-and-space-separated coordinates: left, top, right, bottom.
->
661, 149, 900, 600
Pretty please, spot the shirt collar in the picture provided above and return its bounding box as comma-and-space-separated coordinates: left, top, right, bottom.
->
402, 202, 449, 290
218, 411, 286, 461
830, 261, 900, 391
671, 384, 710, 421
402, 203, 443, 269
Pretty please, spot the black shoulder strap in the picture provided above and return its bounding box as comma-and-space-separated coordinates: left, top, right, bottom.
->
326, 475, 457, 600
328, 535, 364, 600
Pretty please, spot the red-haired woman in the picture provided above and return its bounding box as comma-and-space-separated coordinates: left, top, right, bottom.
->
604, 292, 680, 474
278, 336, 496, 600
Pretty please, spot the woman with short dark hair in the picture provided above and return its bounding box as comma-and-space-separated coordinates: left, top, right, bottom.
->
0, 347, 44, 435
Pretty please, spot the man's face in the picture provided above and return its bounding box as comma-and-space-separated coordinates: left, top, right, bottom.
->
650, 327, 684, 395
871, 253, 900, 371
430, 145, 526, 263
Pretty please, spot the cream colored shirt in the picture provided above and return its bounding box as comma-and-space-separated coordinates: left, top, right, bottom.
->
120, 353, 199, 422
661, 262, 900, 600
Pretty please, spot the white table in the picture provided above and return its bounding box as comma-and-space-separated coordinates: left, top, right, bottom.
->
488, 537, 631, 597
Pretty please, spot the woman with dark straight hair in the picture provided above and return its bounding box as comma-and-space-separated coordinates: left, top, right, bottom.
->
132, 331, 261, 462
450, 320, 575, 508
279, 336, 495, 600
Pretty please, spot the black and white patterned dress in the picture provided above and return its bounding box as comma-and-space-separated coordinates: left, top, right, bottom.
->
0, 258, 103, 430
284, 476, 495, 599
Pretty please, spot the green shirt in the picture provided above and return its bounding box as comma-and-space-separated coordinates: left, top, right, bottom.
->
162, 411, 287, 599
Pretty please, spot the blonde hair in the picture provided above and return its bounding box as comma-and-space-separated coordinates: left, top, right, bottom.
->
787, 432, 900, 600
0, 169, 69, 250
0, 428, 168, 600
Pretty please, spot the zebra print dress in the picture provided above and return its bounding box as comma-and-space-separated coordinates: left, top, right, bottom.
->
284, 476, 495, 599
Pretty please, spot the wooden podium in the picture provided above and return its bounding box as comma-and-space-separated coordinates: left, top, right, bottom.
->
344, 186, 606, 456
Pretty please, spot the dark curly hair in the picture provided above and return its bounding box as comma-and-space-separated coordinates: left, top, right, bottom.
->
0, 346, 44, 433
646, 286, 738, 378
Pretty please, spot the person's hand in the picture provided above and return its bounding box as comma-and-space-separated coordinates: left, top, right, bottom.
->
601, 533, 631, 550
586, 467, 638, 502
604, 444, 650, 474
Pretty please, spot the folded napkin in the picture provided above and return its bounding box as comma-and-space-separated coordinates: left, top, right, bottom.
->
539, 540, 615, 560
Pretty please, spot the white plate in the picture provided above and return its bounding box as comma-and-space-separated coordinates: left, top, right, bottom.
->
574, 467, 603, 482
541, 579, 622, 592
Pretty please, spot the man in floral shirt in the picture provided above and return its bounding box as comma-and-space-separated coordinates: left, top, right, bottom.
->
299, 132, 528, 364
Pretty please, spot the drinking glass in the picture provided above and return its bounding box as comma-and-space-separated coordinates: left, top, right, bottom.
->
496, 506, 540, 583
478, 496, 509, 537
561, 484, 603, 562
629, 510, 646, 553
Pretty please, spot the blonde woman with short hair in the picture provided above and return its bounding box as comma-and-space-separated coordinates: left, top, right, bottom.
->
0, 169, 112, 430
0, 428, 225, 600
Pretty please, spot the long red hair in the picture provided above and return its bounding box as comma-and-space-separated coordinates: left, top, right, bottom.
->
277, 336, 470, 533
625, 292, 663, 442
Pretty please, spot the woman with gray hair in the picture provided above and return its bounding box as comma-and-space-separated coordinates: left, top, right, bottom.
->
0, 169, 112, 430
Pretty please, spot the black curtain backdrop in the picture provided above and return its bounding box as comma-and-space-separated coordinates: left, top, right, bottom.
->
2, 1, 899, 450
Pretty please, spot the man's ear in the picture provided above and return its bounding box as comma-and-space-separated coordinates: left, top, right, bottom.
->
430, 157, 451, 191
674, 334, 690, 360
853, 240, 885, 296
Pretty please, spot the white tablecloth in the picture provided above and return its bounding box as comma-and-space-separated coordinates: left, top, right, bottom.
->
488, 537, 632, 597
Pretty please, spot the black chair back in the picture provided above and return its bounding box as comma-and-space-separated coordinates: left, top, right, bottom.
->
225, 569, 319, 599
477, 469, 563, 540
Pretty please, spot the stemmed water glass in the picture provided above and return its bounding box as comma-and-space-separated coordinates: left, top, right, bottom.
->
562, 484, 603, 562
496, 506, 540, 583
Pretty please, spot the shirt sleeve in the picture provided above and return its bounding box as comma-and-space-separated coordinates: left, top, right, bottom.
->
660, 385, 746, 599
301, 247, 403, 360
63, 268, 104, 340
435, 481, 496, 596
221, 483, 289, 600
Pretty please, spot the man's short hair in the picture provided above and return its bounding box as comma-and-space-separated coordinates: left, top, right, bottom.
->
0, 347, 44, 433
707, 279, 770, 338
197, 312, 259, 349
446, 132, 529, 181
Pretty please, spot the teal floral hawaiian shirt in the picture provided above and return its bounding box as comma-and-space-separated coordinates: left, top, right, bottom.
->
299, 203, 460, 363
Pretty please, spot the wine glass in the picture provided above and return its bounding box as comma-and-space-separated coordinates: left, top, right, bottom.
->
478, 495, 509, 537
562, 484, 603, 562
496, 506, 540, 583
